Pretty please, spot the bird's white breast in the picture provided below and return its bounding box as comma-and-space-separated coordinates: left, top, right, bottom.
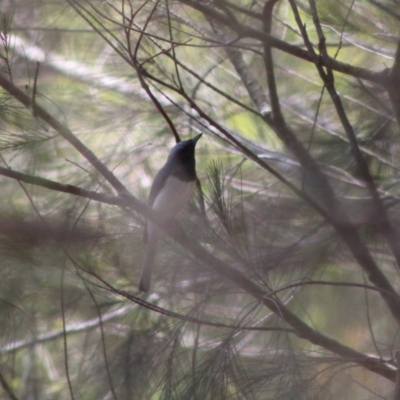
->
152, 176, 195, 219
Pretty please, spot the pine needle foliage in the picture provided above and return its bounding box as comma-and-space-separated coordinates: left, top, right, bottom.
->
0, 0, 400, 399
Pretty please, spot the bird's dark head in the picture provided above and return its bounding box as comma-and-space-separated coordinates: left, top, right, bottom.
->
166, 134, 202, 180
168, 134, 202, 165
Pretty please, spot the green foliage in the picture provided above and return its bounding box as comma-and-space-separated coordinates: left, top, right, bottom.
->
0, 0, 399, 399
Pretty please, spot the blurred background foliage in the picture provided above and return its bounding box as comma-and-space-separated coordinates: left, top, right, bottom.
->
0, 0, 400, 399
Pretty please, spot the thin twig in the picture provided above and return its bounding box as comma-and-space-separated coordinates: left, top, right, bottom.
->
0, 164, 396, 381
31, 61, 39, 117
1, 305, 135, 354
0, 74, 128, 195
387, 40, 400, 128
181, 92, 400, 326
60, 257, 75, 400
123, 0, 181, 142
303, 0, 400, 269
394, 351, 400, 400
177, 0, 388, 85
84, 284, 118, 400
0, 371, 19, 400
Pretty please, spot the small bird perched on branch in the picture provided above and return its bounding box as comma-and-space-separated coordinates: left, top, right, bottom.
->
139, 134, 202, 293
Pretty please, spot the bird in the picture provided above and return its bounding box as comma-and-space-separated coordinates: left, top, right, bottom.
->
139, 134, 202, 292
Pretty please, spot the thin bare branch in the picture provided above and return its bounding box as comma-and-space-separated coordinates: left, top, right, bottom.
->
177, 0, 388, 85
0, 163, 396, 380
0, 74, 128, 195
0, 371, 19, 400
387, 40, 400, 128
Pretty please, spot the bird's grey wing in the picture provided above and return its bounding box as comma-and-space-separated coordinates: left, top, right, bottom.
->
148, 164, 171, 206
143, 164, 170, 244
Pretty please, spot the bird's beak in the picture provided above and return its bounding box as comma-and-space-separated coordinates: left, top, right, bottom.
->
192, 133, 202, 144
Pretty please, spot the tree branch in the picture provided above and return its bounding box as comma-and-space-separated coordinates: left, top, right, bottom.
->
0, 74, 128, 195
1, 304, 136, 354
387, 40, 400, 128
177, 0, 388, 85
0, 371, 19, 400
293, 0, 400, 270
393, 352, 400, 400
0, 165, 395, 381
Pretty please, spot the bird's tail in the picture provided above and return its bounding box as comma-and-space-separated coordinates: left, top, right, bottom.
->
139, 228, 159, 292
